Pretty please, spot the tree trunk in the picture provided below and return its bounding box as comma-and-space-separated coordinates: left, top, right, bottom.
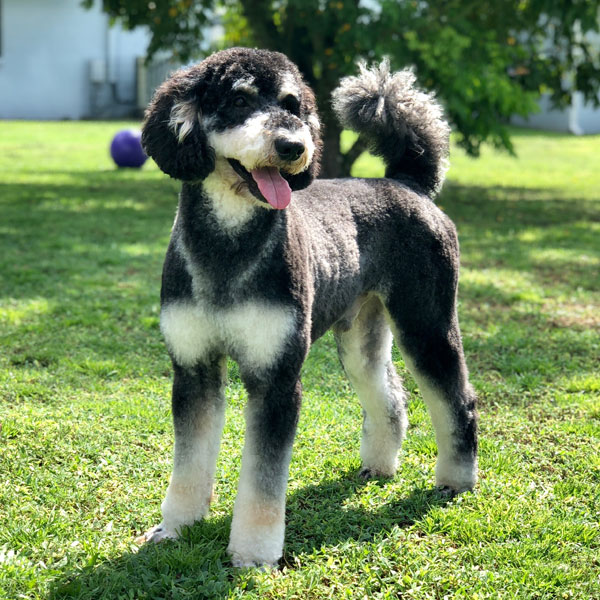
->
320, 110, 344, 179
318, 106, 368, 179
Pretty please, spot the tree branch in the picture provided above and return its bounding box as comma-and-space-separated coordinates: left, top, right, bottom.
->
341, 136, 369, 175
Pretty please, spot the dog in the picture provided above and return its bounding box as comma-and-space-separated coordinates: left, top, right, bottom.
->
140, 47, 478, 567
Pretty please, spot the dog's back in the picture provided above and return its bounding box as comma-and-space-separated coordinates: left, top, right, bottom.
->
289, 174, 459, 342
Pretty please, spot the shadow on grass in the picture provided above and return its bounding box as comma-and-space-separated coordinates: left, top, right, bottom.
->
0, 176, 175, 297
440, 183, 599, 389
2, 174, 598, 405
284, 474, 452, 559
49, 473, 451, 599
441, 183, 600, 225
442, 184, 599, 291
49, 516, 240, 599
3, 177, 597, 306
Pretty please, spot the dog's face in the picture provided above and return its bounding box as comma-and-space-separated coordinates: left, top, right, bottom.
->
142, 48, 322, 209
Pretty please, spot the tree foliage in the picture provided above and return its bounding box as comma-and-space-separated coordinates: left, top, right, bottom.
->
85, 0, 600, 176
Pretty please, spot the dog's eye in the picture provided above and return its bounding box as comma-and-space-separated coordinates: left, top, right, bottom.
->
280, 95, 300, 116
233, 95, 249, 108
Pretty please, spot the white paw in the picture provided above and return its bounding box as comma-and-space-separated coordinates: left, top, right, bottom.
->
228, 550, 279, 570
227, 496, 285, 569
435, 456, 478, 493
141, 523, 179, 544
358, 465, 396, 479
227, 525, 283, 569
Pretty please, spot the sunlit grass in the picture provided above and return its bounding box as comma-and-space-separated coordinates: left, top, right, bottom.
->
1, 122, 599, 599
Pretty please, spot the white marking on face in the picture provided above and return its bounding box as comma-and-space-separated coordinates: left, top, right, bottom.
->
208, 113, 272, 171
169, 100, 198, 142
208, 99, 316, 179
277, 124, 316, 174
160, 301, 296, 372
232, 76, 259, 96
277, 72, 300, 101
308, 114, 321, 132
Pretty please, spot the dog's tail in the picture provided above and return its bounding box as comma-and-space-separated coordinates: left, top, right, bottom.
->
332, 59, 450, 198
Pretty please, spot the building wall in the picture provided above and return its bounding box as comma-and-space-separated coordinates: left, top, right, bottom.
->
0, 0, 149, 119
575, 92, 600, 134
512, 95, 572, 133
513, 92, 600, 135
513, 27, 600, 135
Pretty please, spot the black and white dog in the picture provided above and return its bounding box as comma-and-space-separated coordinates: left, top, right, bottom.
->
141, 47, 477, 567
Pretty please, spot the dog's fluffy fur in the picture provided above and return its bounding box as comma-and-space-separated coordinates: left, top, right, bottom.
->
141, 47, 478, 567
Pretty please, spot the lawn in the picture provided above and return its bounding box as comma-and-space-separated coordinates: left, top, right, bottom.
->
1, 122, 599, 599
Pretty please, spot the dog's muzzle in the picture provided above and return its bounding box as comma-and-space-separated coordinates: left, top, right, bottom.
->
228, 159, 293, 210
227, 135, 309, 210
274, 138, 305, 162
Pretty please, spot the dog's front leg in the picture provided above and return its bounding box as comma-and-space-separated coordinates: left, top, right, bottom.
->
227, 364, 303, 568
146, 358, 226, 542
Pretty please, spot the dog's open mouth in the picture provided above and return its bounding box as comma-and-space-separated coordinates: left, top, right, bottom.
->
228, 159, 292, 210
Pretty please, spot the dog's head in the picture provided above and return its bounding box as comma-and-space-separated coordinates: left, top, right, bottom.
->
142, 47, 322, 209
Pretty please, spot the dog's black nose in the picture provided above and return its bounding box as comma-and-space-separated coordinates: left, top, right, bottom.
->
275, 138, 305, 162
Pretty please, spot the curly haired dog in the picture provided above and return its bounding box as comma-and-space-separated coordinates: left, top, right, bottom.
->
140, 47, 478, 567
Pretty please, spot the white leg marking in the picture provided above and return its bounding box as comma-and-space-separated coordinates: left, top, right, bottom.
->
337, 304, 407, 477
358, 371, 408, 477
418, 380, 477, 491
398, 348, 477, 491
227, 428, 289, 567
146, 389, 226, 542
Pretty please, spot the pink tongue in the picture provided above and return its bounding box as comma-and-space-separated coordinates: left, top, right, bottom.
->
250, 167, 292, 210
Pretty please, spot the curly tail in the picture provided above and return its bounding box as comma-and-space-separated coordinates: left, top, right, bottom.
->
332, 59, 450, 198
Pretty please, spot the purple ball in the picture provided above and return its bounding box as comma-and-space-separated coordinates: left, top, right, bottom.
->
110, 129, 147, 168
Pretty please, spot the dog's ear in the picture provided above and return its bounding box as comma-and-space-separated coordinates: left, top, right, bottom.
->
142, 67, 215, 181
285, 83, 322, 190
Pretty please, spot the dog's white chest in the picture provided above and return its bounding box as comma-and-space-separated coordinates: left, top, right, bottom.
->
160, 301, 295, 371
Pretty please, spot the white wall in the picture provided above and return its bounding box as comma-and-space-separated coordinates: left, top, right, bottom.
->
512, 92, 600, 135
512, 27, 600, 135
0, 0, 149, 119
575, 92, 600, 134
512, 95, 572, 133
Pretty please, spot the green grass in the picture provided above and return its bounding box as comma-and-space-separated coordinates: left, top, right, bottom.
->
1, 121, 599, 599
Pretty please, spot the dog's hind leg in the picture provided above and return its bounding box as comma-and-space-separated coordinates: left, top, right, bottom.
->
384, 294, 478, 494
334, 295, 408, 478
227, 357, 305, 568
145, 357, 226, 542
